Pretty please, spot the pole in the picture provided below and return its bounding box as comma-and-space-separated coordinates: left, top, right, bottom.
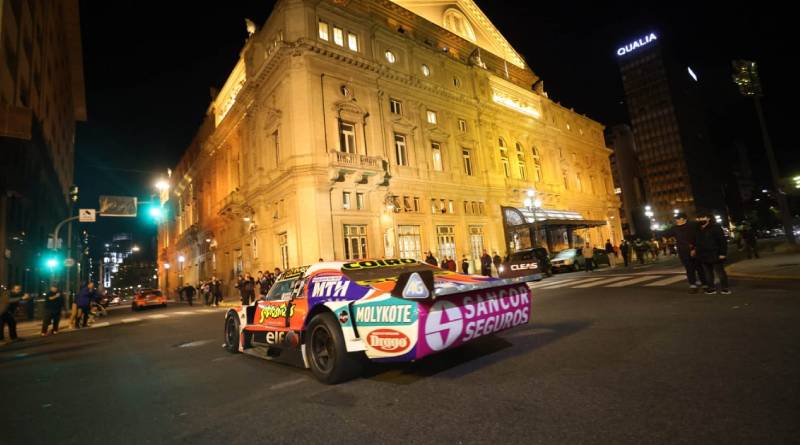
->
754, 97, 796, 245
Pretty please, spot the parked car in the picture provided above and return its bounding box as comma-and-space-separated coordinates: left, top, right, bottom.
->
498, 247, 551, 279
550, 248, 610, 272
223, 259, 536, 384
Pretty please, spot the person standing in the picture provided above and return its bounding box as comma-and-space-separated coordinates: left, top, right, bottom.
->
258, 272, 270, 298
184, 283, 196, 306
695, 211, 730, 295
211, 277, 223, 307
634, 239, 646, 265
741, 225, 759, 259
41, 284, 64, 336
461, 255, 470, 274
491, 251, 502, 277
582, 244, 594, 272
1, 284, 30, 343
620, 240, 631, 267
75, 282, 98, 328
664, 212, 707, 293
424, 252, 438, 267
480, 250, 492, 277
604, 239, 616, 267
242, 273, 256, 305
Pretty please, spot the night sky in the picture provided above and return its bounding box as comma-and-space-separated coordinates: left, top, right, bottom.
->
74, 1, 793, 259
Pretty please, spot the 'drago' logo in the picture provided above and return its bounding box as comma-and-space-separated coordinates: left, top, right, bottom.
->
424, 300, 463, 351
367, 329, 411, 353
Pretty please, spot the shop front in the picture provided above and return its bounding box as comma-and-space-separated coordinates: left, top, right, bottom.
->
501, 206, 609, 256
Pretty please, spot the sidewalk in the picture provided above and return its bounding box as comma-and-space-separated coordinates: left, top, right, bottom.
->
728, 248, 800, 281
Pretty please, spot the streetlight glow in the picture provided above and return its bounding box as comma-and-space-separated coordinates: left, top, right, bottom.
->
163, 263, 170, 269
132, 245, 140, 252
155, 179, 169, 191
178, 255, 185, 263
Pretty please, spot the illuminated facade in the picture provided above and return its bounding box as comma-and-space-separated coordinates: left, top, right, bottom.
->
158, 0, 621, 295
0, 0, 86, 289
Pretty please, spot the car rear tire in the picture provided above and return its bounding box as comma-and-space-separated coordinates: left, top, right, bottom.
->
307, 312, 362, 384
224, 314, 241, 353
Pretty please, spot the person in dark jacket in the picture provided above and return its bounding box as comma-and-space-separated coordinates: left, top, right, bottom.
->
258, 271, 270, 298
210, 277, 223, 307
1, 284, 30, 343
694, 212, 730, 294
620, 240, 631, 267
41, 284, 64, 336
461, 255, 470, 274
664, 212, 707, 293
492, 252, 502, 277
75, 282, 98, 328
741, 225, 759, 259
480, 250, 492, 277
424, 252, 438, 267
242, 273, 256, 305
183, 284, 196, 306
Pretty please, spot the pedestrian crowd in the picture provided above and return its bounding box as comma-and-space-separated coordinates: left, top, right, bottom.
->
179, 268, 283, 307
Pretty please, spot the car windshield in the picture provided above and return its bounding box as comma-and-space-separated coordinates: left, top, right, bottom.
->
554, 249, 576, 259
510, 251, 536, 261
143, 290, 162, 297
265, 279, 295, 301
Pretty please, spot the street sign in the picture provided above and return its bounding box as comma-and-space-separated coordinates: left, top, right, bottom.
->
79, 208, 96, 222
64, 258, 75, 268
99, 195, 138, 217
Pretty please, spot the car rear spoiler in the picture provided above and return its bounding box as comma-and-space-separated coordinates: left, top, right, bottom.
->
391, 270, 540, 299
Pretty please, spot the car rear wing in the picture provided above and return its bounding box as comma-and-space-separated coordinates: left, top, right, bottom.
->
391, 270, 540, 300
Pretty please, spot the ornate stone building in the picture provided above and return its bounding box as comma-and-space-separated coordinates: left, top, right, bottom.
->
157, 0, 621, 295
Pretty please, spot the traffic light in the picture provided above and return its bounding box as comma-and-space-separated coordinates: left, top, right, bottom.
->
42, 253, 63, 271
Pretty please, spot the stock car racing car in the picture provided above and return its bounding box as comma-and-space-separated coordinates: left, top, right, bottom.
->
223, 258, 537, 384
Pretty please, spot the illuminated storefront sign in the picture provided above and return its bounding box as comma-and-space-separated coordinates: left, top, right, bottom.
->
616, 32, 658, 56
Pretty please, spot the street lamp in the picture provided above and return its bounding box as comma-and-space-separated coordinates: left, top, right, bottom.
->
178, 255, 185, 289
733, 60, 795, 245
163, 262, 170, 297
524, 189, 543, 248
155, 179, 169, 192
132, 245, 140, 252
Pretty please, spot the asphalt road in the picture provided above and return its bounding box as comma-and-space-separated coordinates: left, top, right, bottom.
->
1, 261, 798, 445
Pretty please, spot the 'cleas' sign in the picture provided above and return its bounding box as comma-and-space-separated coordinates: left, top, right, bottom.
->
616, 32, 658, 56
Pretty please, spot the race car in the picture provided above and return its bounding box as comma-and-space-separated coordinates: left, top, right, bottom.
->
131, 289, 167, 311
223, 258, 535, 384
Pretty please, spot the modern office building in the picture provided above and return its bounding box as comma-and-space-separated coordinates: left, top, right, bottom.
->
616, 31, 724, 226
606, 124, 648, 236
0, 0, 86, 289
100, 233, 135, 289
157, 0, 622, 296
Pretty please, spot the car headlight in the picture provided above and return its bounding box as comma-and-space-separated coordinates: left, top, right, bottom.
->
499, 265, 505, 273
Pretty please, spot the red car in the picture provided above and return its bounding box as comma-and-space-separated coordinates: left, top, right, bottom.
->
131, 289, 167, 311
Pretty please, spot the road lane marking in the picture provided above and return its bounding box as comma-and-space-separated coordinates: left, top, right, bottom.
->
572, 276, 633, 288
269, 378, 307, 390
529, 278, 581, 289
605, 276, 662, 287
91, 322, 110, 328
148, 314, 168, 319
177, 340, 212, 348
121, 318, 142, 323
645, 275, 687, 286
197, 309, 216, 313
537, 277, 606, 289
173, 311, 193, 315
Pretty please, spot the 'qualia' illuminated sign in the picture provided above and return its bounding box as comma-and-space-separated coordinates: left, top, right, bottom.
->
616, 32, 658, 56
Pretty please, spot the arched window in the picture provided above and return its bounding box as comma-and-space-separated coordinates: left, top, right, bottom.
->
515, 142, 526, 180
532, 146, 543, 182
498, 138, 510, 178
442, 8, 477, 42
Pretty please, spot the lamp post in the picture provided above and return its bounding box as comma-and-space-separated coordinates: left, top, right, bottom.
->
644, 205, 655, 234
178, 255, 185, 291
163, 262, 170, 298
524, 189, 543, 248
733, 60, 795, 245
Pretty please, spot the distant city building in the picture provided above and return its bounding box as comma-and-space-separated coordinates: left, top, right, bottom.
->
0, 0, 86, 289
101, 233, 135, 288
606, 125, 649, 236
157, 0, 622, 296
616, 31, 724, 226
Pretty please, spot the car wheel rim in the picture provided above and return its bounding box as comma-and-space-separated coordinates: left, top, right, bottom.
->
311, 325, 334, 373
226, 318, 237, 348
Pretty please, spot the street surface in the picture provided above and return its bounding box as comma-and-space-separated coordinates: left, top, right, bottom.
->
1, 259, 798, 444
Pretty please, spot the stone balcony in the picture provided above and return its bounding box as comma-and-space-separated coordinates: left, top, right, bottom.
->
328, 151, 384, 172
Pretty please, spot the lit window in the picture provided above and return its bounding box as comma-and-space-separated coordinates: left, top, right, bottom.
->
413, 197, 420, 212
462, 149, 473, 176
453, 77, 462, 87
394, 133, 407, 166
343, 225, 368, 260
389, 98, 402, 115
432, 142, 443, 171
333, 26, 344, 46
385, 50, 396, 63
532, 146, 543, 182
427, 110, 438, 124
421, 64, 431, 77
458, 119, 467, 132
339, 121, 356, 153
448, 200, 454, 214
516, 142, 526, 180
343, 192, 351, 209
347, 33, 359, 51
499, 138, 510, 178
318, 22, 329, 41
356, 192, 364, 210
